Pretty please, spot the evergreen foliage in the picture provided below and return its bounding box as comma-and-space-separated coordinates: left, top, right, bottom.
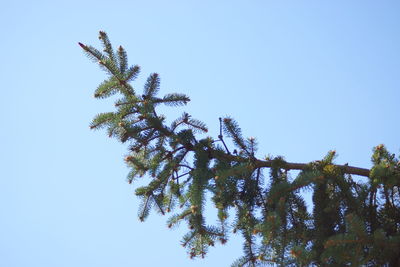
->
80, 32, 400, 266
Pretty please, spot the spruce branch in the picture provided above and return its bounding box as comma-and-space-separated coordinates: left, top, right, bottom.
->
81, 32, 400, 266
99, 30, 116, 63
143, 73, 160, 97
117, 45, 128, 73
124, 65, 141, 82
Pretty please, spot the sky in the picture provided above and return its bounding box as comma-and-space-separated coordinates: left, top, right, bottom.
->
1, 1, 399, 266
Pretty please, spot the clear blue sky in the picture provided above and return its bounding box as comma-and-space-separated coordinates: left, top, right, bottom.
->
1, 1, 399, 266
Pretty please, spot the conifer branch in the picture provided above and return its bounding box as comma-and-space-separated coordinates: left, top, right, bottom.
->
82, 32, 400, 266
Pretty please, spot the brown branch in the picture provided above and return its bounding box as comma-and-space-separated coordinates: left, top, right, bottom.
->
255, 161, 370, 177
208, 149, 370, 177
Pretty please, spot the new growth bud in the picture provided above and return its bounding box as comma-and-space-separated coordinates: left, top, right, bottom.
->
190, 205, 198, 214
78, 42, 87, 50
98, 31, 106, 39
125, 156, 133, 162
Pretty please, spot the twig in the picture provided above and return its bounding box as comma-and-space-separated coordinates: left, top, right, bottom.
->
218, 117, 231, 154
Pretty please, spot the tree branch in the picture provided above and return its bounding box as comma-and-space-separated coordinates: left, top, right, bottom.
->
207, 148, 370, 177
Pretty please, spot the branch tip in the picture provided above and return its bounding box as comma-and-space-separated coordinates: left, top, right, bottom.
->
78, 42, 87, 49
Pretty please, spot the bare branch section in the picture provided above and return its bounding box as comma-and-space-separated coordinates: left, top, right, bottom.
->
258, 160, 370, 177
208, 149, 370, 177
